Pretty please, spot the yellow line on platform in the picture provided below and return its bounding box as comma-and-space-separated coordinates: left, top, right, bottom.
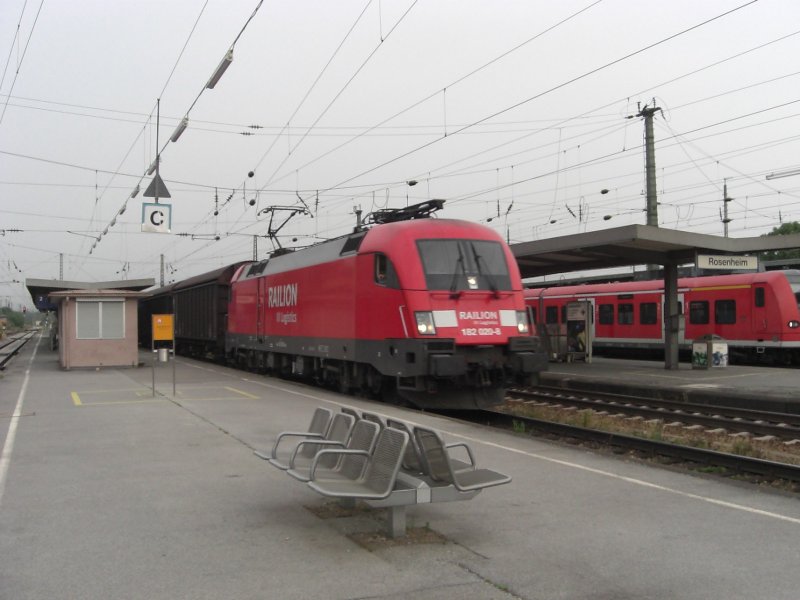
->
71, 388, 146, 394
77, 399, 165, 406
225, 386, 260, 400
70, 392, 82, 406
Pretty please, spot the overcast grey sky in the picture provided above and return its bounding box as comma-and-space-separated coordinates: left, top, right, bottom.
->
2, 0, 799, 307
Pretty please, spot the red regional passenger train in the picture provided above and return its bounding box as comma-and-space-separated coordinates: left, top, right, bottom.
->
524, 270, 800, 364
225, 202, 546, 408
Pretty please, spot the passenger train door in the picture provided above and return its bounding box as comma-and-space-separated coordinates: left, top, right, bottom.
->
752, 284, 768, 335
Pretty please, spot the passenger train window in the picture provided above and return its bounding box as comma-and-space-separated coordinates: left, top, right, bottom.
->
689, 301, 709, 324
598, 304, 614, 325
561, 305, 567, 324
545, 306, 559, 324
374, 254, 399, 288
618, 303, 634, 325
754, 287, 765, 307
715, 299, 736, 325
640, 302, 658, 325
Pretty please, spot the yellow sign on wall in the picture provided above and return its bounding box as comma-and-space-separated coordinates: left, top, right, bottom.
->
152, 314, 174, 341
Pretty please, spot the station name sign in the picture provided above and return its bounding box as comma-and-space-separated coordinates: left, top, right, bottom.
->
697, 254, 758, 271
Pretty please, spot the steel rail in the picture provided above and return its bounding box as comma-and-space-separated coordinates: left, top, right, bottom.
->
509, 387, 800, 440
0, 331, 35, 369
478, 409, 800, 484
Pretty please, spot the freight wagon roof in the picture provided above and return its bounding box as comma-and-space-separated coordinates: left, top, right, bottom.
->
172, 261, 251, 292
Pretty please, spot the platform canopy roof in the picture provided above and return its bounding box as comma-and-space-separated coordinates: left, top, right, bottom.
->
26, 278, 155, 312
511, 224, 800, 279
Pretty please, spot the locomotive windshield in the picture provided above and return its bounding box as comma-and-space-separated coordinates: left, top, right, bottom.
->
417, 239, 512, 291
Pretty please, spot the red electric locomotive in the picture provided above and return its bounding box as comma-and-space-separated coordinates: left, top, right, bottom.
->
226, 201, 547, 408
525, 270, 800, 364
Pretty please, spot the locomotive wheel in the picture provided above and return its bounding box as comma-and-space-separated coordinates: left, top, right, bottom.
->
338, 362, 353, 395
364, 367, 386, 399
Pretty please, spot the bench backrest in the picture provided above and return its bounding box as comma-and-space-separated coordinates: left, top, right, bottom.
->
312, 412, 355, 466
386, 418, 425, 474
361, 411, 385, 430
340, 407, 361, 421
414, 426, 512, 491
339, 419, 380, 479
412, 426, 454, 484
308, 407, 333, 438
363, 427, 408, 496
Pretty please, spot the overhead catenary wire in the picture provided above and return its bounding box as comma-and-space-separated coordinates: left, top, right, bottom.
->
7, 1, 800, 285
0, 0, 45, 128
6, 10, 794, 245
314, 0, 761, 200
90, 0, 266, 258
258, 0, 606, 193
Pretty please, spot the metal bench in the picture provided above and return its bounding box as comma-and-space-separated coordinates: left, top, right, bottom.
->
286, 418, 379, 483
271, 408, 511, 538
412, 425, 512, 492
307, 426, 409, 499
306, 426, 411, 537
277, 412, 355, 473
253, 407, 333, 470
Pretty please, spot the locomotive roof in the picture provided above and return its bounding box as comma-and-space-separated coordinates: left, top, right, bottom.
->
236, 218, 505, 280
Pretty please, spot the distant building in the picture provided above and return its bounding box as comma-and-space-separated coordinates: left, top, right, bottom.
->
48, 289, 143, 369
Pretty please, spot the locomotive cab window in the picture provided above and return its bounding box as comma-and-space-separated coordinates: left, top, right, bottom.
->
374, 253, 399, 288
715, 299, 736, 325
545, 306, 559, 324
417, 239, 512, 292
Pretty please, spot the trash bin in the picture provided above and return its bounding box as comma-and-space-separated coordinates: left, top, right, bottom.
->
157, 348, 169, 363
691, 334, 728, 369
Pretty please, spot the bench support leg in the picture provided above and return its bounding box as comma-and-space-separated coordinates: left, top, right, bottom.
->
386, 506, 406, 539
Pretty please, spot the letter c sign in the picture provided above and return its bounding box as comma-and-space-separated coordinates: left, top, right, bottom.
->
142, 202, 172, 233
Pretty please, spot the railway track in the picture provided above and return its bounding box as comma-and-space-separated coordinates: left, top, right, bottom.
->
429, 384, 800, 490
462, 408, 800, 488
0, 331, 36, 370
507, 385, 800, 441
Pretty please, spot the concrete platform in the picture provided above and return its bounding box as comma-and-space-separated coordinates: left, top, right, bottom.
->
541, 356, 800, 414
2, 334, 800, 599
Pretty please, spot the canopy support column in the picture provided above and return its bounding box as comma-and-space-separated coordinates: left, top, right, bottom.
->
664, 262, 680, 370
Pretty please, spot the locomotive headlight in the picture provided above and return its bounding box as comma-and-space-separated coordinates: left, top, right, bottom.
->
789, 320, 800, 329
415, 312, 436, 335
516, 311, 529, 334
